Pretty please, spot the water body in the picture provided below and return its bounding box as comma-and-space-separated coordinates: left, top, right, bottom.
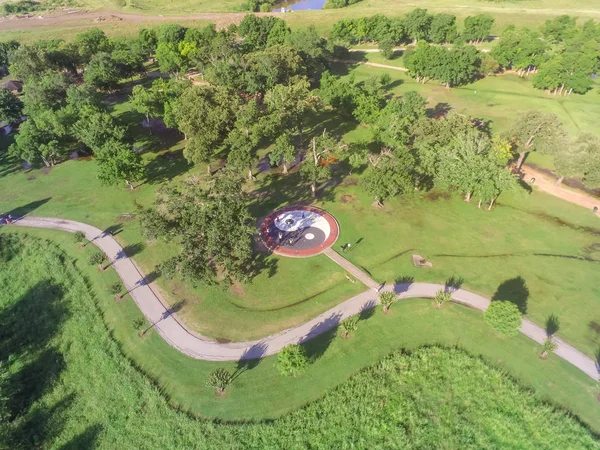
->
272, 0, 326, 12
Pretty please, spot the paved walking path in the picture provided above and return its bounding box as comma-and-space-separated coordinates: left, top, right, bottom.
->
9, 216, 599, 380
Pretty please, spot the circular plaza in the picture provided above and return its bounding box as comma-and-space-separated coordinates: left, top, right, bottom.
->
260, 205, 339, 257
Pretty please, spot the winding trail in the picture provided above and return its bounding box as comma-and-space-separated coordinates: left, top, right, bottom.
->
8, 216, 599, 380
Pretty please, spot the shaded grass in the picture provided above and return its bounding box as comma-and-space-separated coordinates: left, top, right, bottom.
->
1, 229, 599, 434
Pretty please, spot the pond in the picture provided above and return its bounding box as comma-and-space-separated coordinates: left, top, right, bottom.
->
272, 0, 326, 11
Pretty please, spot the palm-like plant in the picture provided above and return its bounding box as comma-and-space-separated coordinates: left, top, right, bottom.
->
433, 290, 452, 308
206, 368, 232, 394
73, 231, 86, 246
108, 281, 122, 299
339, 316, 359, 339
379, 291, 397, 314
89, 252, 107, 270
540, 337, 557, 359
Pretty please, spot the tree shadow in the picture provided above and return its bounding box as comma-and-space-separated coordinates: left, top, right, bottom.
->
101, 224, 123, 238
58, 423, 103, 450
546, 314, 560, 336
359, 300, 377, 321
233, 341, 268, 380
143, 299, 187, 334
252, 252, 278, 279
120, 242, 146, 259
302, 311, 342, 362
5, 198, 51, 218
492, 277, 529, 314
394, 276, 414, 294
144, 148, 192, 185
426, 102, 451, 119
444, 276, 464, 293
517, 177, 533, 194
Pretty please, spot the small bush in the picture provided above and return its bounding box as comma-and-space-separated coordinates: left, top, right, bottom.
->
379, 291, 396, 313
132, 318, 145, 330
3, 0, 41, 15
108, 282, 122, 297
433, 290, 452, 308
88, 252, 106, 267
378, 38, 395, 59
339, 315, 359, 338
73, 231, 86, 244
484, 301, 522, 336
540, 337, 557, 358
205, 368, 232, 393
275, 344, 308, 376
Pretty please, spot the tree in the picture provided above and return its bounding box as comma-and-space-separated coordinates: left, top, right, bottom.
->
484, 301, 522, 336
8, 44, 52, 80
156, 23, 187, 46
96, 141, 146, 190
264, 76, 317, 144
437, 45, 481, 88
491, 27, 548, 76
0, 88, 22, 123
237, 15, 282, 51
155, 42, 185, 74
244, 45, 306, 93
130, 84, 164, 133
21, 72, 70, 117
73, 28, 111, 64
73, 230, 86, 246
88, 251, 107, 270
361, 148, 414, 206
8, 119, 68, 167
205, 368, 232, 394
84, 52, 121, 90
173, 85, 238, 169
352, 76, 386, 124
379, 291, 396, 314
139, 172, 255, 285
506, 111, 567, 169
339, 315, 359, 339
540, 337, 557, 359
275, 344, 308, 376
108, 281, 123, 299
433, 290, 451, 308
0, 39, 19, 68
72, 109, 126, 152
403, 8, 433, 43
462, 14, 494, 43
540, 15, 578, 43
378, 38, 395, 59
138, 28, 158, 57
429, 13, 457, 44
374, 91, 427, 148
318, 71, 356, 118
269, 134, 296, 175
301, 133, 338, 197
66, 84, 101, 113
575, 133, 600, 189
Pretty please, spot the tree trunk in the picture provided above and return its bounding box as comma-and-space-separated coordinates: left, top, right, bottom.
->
125, 180, 134, 191
311, 182, 316, 197
556, 176, 564, 185
146, 114, 152, 134
487, 197, 496, 210
248, 167, 255, 181
207, 164, 211, 176
478, 199, 482, 209
516, 151, 527, 170
41, 156, 50, 168
464, 191, 472, 202
283, 162, 289, 174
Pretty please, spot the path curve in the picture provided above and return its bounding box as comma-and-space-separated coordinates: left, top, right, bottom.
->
8, 216, 599, 380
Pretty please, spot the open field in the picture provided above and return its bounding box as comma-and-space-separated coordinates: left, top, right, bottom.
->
2, 0, 600, 42
337, 61, 600, 137
1, 230, 599, 436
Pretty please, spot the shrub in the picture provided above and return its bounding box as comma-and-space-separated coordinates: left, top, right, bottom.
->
484, 301, 522, 336
378, 38, 395, 59
88, 252, 106, 269
108, 281, 122, 298
205, 368, 232, 394
540, 337, 557, 359
275, 344, 308, 376
433, 290, 452, 308
339, 315, 359, 338
379, 291, 396, 313
73, 231, 86, 245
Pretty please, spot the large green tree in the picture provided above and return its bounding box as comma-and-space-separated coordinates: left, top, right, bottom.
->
83, 52, 121, 90
361, 147, 415, 206
139, 172, 256, 285
0, 88, 23, 123
96, 141, 146, 190
462, 14, 494, 43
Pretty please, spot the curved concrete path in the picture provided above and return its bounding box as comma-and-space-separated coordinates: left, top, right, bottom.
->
9, 216, 599, 380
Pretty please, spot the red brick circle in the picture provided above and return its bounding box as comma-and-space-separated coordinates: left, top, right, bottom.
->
260, 205, 339, 258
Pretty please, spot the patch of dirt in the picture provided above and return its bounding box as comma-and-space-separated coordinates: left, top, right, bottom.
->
424, 191, 451, 201
341, 177, 359, 187
230, 282, 246, 298
26, 176, 36, 181
340, 194, 355, 203
215, 337, 232, 344
116, 214, 136, 222
40, 167, 52, 175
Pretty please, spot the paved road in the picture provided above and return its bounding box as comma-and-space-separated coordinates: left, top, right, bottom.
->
9, 216, 599, 380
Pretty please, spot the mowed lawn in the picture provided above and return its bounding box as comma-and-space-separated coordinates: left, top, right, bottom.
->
2, 229, 599, 432
336, 61, 600, 137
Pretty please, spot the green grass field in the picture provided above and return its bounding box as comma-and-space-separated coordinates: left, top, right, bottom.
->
1, 231, 599, 444
337, 61, 600, 137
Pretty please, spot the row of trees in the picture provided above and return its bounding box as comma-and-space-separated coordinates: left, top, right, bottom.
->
331, 10, 494, 47
492, 16, 600, 95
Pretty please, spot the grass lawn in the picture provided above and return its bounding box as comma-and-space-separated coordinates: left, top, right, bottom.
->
1, 230, 599, 438
335, 61, 600, 137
